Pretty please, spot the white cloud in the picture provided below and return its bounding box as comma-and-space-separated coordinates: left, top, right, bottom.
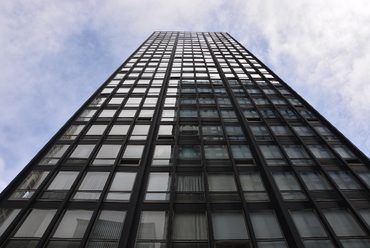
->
0, 0, 369, 192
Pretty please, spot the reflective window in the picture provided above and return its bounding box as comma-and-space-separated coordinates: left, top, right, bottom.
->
290, 210, 328, 237
10, 171, 49, 200
93, 144, 121, 165
200, 109, 219, 118
0, 209, 21, 236
328, 171, 361, 189
40, 171, 79, 199
172, 212, 208, 246
145, 173, 171, 201
61, 125, 85, 140
202, 126, 223, 140
175, 172, 204, 202
225, 126, 245, 140
250, 125, 271, 140
85, 125, 107, 136
130, 125, 150, 140
212, 212, 249, 240
322, 209, 365, 236
332, 145, 356, 159
299, 172, 332, 190
272, 172, 306, 200
270, 126, 292, 136
204, 145, 229, 159
52, 210, 93, 238
292, 126, 314, 136
152, 145, 173, 166
40, 144, 70, 165
307, 145, 334, 159
239, 173, 269, 202
14, 209, 56, 238
208, 173, 239, 202
69, 145, 95, 158
87, 210, 126, 247
178, 145, 201, 159
282, 145, 309, 159
136, 211, 168, 247
73, 172, 109, 200
231, 145, 252, 159
106, 172, 136, 201
250, 211, 283, 239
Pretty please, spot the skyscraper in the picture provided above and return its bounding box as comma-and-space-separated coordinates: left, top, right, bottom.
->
1, 31, 370, 248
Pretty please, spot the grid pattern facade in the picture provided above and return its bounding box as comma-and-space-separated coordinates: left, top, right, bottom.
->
1, 31, 370, 248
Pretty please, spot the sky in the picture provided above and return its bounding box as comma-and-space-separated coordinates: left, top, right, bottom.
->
1, 0, 370, 192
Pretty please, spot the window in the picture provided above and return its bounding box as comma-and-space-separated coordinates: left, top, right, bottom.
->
291, 126, 312, 137
172, 212, 208, 246
106, 172, 136, 201
200, 109, 219, 118
322, 209, 365, 236
358, 172, 370, 187
250, 211, 284, 239
231, 145, 252, 160
332, 145, 356, 159
260, 109, 278, 119
202, 126, 223, 140
92, 144, 121, 165
212, 212, 249, 246
313, 125, 338, 141
259, 145, 286, 166
14, 209, 56, 238
175, 172, 204, 202
279, 110, 297, 119
180, 109, 197, 118
208, 173, 239, 202
225, 126, 245, 140
136, 211, 168, 247
152, 145, 173, 166
328, 171, 361, 190
0, 209, 21, 236
204, 145, 229, 160
130, 125, 150, 140
307, 145, 334, 159
49, 210, 93, 247
77, 109, 96, 121
69, 145, 95, 159
10, 171, 49, 200
290, 209, 327, 237
282, 145, 310, 162
145, 173, 171, 201
87, 210, 126, 247
73, 172, 109, 200
158, 125, 175, 139
61, 125, 85, 140
250, 125, 271, 140
118, 109, 137, 120
243, 109, 260, 119
178, 145, 201, 159
97, 109, 116, 120
299, 172, 332, 190
107, 125, 130, 139
239, 173, 269, 202
125, 97, 142, 107
299, 110, 316, 119
220, 110, 237, 121
272, 172, 306, 200
270, 126, 292, 136
40, 171, 79, 199
121, 145, 144, 165
40, 144, 70, 165
84, 125, 107, 138
179, 125, 199, 137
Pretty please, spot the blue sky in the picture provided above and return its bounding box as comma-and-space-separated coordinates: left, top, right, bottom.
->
1, 0, 370, 192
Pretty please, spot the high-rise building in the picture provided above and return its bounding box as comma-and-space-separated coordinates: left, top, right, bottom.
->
1, 31, 370, 248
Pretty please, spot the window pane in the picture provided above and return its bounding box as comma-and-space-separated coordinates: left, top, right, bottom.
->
0, 209, 21, 235
208, 173, 237, 191
172, 212, 207, 240
95, 145, 121, 158
204, 145, 229, 159
328, 171, 361, 189
333, 145, 356, 159
259, 145, 283, 159
303, 240, 335, 248
307, 145, 333, 159
109, 125, 130, 135
290, 210, 327, 237
53, 210, 93, 238
48, 171, 78, 190
10, 171, 49, 199
282, 145, 309, 159
231, 145, 252, 159
14, 209, 56, 237
90, 210, 126, 239
122, 145, 145, 159
322, 209, 365, 236
299, 172, 332, 190
106, 172, 136, 201
146, 173, 171, 201
250, 211, 283, 239
86, 125, 107, 135
137, 211, 168, 240
212, 212, 248, 240
70, 145, 95, 158
78, 172, 109, 190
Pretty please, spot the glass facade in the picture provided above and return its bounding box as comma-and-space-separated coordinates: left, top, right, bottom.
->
1, 31, 370, 248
